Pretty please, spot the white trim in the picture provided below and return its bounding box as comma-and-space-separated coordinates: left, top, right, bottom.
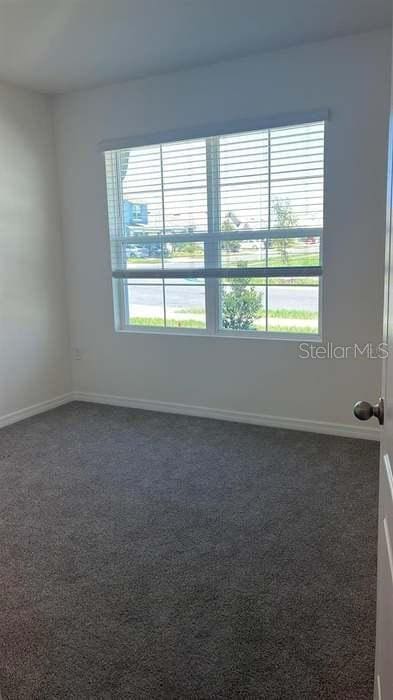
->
384, 453, 393, 502
99, 109, 329, 152
0, 390, 379, 441
383, 517, 393, 587
377, 674, 382, 700
0, 393, 73, 430
117, 325, 321, 341
72, 391, 380, 441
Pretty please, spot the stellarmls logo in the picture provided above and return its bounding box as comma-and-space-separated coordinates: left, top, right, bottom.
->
298, 342, 389, 360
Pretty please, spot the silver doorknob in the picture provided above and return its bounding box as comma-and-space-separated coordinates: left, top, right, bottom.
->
353, 397, 384, 425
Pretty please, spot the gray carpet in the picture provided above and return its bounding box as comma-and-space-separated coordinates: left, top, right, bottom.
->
0, 401, 379, 699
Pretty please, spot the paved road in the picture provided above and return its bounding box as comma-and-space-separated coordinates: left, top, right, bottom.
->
127, 282, 318, 312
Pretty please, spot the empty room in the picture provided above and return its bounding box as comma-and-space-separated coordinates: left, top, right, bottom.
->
1, 1, 393, 698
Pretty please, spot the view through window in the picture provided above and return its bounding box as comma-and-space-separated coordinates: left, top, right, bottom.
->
104, 120, 324, 336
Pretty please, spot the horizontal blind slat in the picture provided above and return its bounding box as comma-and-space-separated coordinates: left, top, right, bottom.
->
112, 266, 323, 280
105, 120, 324, 294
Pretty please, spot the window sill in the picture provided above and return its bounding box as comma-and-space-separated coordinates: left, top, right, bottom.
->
115, 327, 322, 342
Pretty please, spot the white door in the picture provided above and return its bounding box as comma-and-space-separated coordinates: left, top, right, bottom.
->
374, 34, 393, 696
354, 36, 393, 698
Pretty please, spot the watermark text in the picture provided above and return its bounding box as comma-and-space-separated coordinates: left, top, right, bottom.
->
298, 342, 388, 360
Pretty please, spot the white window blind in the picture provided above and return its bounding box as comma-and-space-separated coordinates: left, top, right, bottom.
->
104, 119, 324, 336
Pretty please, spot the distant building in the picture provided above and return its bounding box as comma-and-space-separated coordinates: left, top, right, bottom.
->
123, 200, 148, 226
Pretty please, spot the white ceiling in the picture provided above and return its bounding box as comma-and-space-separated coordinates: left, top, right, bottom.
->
0, 0, 391, 94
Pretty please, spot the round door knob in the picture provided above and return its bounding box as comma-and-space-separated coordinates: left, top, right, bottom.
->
353, 398, 384, 425
353, 401, 374, 421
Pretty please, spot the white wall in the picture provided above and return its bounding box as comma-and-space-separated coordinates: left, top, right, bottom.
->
0, 82, 71, 422
54, 30, 390, 434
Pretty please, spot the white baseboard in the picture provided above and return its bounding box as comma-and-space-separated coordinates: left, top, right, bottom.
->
0, 389, 379, 441
72, 391, 380, 441
0, 393, 73, 430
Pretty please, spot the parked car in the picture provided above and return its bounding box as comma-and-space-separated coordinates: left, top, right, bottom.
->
127, 243, 161, 258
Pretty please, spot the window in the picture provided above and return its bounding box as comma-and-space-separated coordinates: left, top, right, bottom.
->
104, 119, 324, 337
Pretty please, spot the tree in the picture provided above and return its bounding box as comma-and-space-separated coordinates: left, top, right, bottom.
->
171, 241, 200, 256
222, 213, 240, 253
222, 277, 263, 330
272, 199, 298, 265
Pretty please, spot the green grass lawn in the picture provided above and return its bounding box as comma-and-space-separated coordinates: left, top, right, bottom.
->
130, 317, 206, 329
129, 314, 318, 334
128, 253, 319, 267
265, 325, 318, 334
241, 277, 318, 286
264, 308, 317, 320
265, 252, 319, 267
175, 307, 319, 319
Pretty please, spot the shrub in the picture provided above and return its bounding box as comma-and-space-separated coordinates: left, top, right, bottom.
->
222, 278, 263, 330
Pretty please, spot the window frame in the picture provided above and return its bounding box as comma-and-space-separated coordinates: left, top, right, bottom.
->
103, 112, 327, 341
